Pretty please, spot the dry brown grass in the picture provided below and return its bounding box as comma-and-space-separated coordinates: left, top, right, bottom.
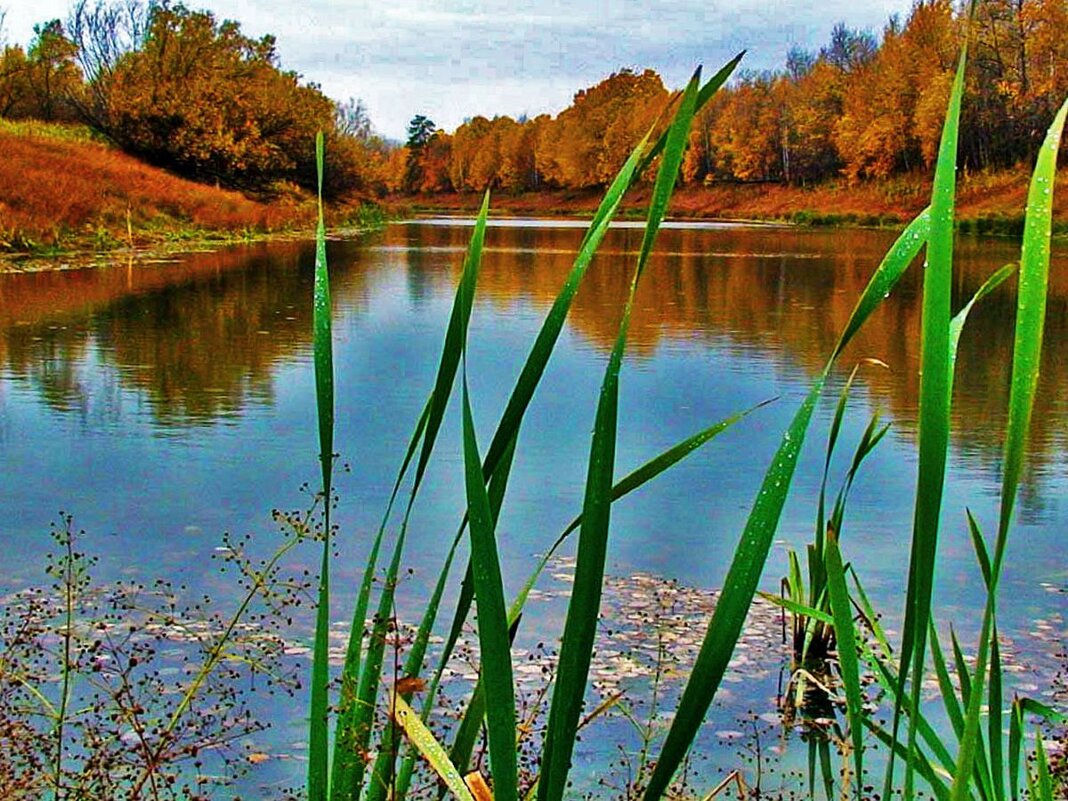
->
0, 121, 314, 251
408, 167, 1068, 230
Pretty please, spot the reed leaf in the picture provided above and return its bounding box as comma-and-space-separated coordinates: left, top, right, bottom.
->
333, 398, 430, 796
448, 188, 519, 801
989, 623, 1004, 801
459, 374, 519, 801
949, 97, 1068, 801
886, 43, 966, 801
824, 528, 863, 798
398, 62, 741, 789
643, 207, 931, 801
1033, 734, 1052, 801
390, 695, 476, 801
309, 129, 334, 801
537, 68, 702, 801
379, 438, 517, 801
334, 194, 491, 801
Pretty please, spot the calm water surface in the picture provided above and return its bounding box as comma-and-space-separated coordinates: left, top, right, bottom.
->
1, 219, 1065, 792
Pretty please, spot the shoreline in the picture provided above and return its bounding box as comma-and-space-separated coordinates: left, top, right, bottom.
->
402, 172, 1068, 237
5, 172, 1066, 274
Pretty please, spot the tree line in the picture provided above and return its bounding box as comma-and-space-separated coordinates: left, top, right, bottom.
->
397, 0, 1066, 194
0, 1, 390, 197
1, 0, 1065, 200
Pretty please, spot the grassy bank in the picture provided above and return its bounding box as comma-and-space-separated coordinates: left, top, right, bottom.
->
0, 120, 386, 264
408, 167, 1068, 235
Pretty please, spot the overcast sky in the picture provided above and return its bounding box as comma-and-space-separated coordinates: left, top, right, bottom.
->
3, 0, 913, 140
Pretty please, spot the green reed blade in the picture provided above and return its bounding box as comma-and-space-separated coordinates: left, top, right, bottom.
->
635, 53, 744, 177
333, 398, 430, 797
335, 194, 491, 801
949, 628, 996, 801
390, 695, 476, 801
824, 528, 863, 798
551, 402, 770, 547
644, 207, 931, 801
949, 97, 1068, 801
460, 370, 519, 801
930, 624, 966, 737
818, 737, 835, 801
757, 593, 834, 626
831, 413, 890, 539
847, 567, 892, 659
1019, 698, 1068, 725
950, 628, 973, 706
864, 718, 951, 801
385, 437, 517, 801
930, 621, 996, 801
426, 118, 661, 776
408, 191, 491, 505
884, 45, 966, 801
998, 96, 1068, 547
309, 129, 334, 801
1009, 699, 1022, 801
445, 406, 760, 786
989, 622, 1004, 801
538, 68, 701, 801
949, 263, 1017, 403
479, 125, 651, 481
480, 52, 742, 486
966, 510, 993, 590
416, 59, 742, 781
1034, 734, 1052, 801
813, 366, 858, 597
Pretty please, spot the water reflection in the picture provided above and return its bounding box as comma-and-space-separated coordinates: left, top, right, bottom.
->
383, 222, 1068, 501
1, 221, 1065, 499
0, 242, 372, 426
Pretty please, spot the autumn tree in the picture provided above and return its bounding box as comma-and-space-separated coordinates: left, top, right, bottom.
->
0, 43, 30, 117
419, 130, 453, 192
0, 19, 81, 121
537, 69, 668, 188
498, 115, 543, 192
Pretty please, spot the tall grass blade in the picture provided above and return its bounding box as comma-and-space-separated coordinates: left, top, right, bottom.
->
414, 60, 743, 778
390, 695, 476, 801
989, 623, 1004, 801
1009, 699, 1023, 801
460, 374, 519, 801
333, 399, 431, 796
538, 68, 702, 801
309, 130, 334, 801
949, 97, 1068, 801
380, 438, 516, 801
966, 509, 993, 590
635, 53, 744, 176
1033, 734, 1052, 801
336, 194, 491, 800
443, 406, 761, 786
888, 45, 967, 801
824, 529, 863, 798
813, 367, 859, 596
644, 207, 931, 801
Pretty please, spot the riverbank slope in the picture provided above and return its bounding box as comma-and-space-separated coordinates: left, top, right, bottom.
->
410, 169, 1068, 234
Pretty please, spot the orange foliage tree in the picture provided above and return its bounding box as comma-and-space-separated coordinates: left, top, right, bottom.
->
536, 69, 668, 188
0, 20, 82, 121
98, 5, 335, 191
